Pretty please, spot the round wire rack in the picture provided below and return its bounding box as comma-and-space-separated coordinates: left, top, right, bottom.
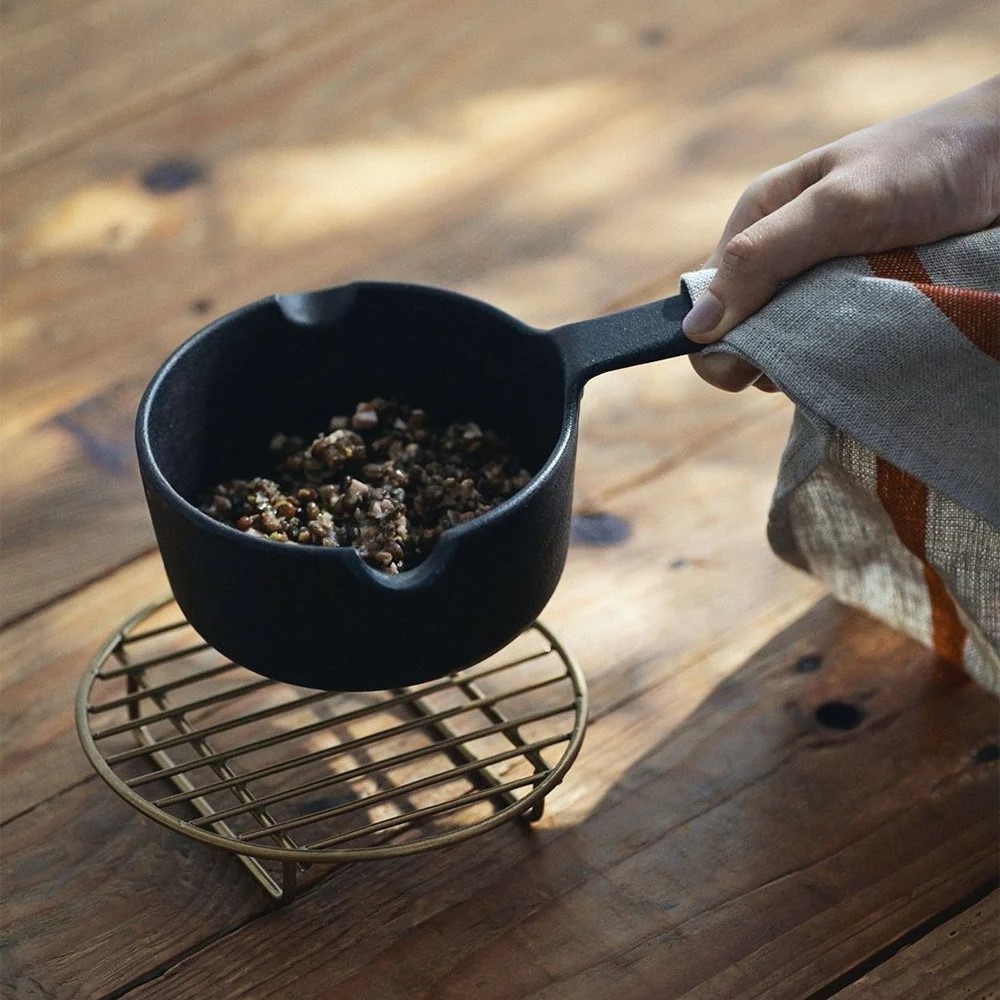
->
77, 597, 588, 903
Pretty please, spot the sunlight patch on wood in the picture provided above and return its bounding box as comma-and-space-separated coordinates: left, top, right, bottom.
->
18, 180, 203, 260
219, 79, 629, 247
798, 35, 1000, 128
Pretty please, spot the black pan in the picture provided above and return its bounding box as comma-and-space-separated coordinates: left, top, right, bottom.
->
136, 281, 698, 690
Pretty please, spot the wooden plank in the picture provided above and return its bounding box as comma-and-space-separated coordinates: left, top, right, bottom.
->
4, 4, 998, 999
0, 349, 775, 626
0, 0, 385, 172
0, 393, 154, 626
0, 777, 269, 998
8, 0, 995, 389
95, 603, 999, 1000
7, 0, 994, 408
0, 403, 824, 997
6, 400, 996, 999
3, 0, 995, 623
0, 552, 169, 822
832, 890, 1000, 999
7, 397, 809, 985
0, 399, 815, 818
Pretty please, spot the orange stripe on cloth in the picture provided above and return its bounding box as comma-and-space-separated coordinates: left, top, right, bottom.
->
865, 246, 987, 665
866, 247, 930, 283
875, 458, 967, 666
914, 284, 1000, 361
866, 248, 1000, 360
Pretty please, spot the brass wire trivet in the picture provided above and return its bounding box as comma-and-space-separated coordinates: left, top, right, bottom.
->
77, 597, 588, 903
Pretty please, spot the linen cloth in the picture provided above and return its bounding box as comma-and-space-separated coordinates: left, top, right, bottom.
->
681, 227, 1000, 693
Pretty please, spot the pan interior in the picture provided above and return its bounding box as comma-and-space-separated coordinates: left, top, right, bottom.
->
144, 284, 569, 505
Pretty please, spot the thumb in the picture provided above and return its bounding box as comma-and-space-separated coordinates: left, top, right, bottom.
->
683, 181, 847, 343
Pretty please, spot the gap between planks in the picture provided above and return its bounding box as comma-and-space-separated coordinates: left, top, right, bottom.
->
804, 881, 1000, 1000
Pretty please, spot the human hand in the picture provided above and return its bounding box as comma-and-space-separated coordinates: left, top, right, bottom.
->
683, 74, 1000, 392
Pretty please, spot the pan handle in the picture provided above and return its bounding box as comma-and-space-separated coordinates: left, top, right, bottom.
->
549, 291, 702, 390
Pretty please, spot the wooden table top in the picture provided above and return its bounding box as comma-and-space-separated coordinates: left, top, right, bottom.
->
2, 2, 997, 997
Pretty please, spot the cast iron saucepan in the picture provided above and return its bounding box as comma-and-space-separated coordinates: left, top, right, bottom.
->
137, 282, 699, 690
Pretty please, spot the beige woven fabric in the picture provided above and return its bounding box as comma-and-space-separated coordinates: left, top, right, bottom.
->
682, 229, 1000, 693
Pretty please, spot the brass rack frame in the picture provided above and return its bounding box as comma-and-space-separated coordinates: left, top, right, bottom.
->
77, 597, 588, 903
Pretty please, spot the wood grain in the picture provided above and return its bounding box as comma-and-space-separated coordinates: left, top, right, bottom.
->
96, 603, 999, 1000
834, 890, 999, 999
3, 408, 996, 999
0, 402, 817, 820
0, 552, 169, 821
0, 0, 386, 171
3, 0, 995, 622
1, 405, 823, 997
0, 777, 267, 998
3, 1, 998, 997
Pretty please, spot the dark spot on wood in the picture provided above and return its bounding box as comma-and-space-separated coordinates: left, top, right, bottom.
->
669, 557, 689, 569
637, 26, 669, 46
794, 654, 822, 674
570, 512, 630, 546
974, 744, 999, 764
141, 159, 206, 193
815, 701, 865, 730
190, 297, 215, 315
